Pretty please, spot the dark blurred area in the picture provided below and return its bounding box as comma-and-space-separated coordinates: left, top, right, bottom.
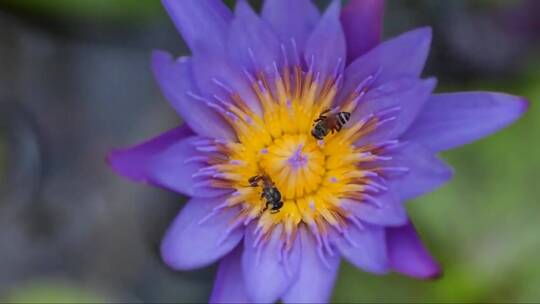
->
0, 0, 538, 302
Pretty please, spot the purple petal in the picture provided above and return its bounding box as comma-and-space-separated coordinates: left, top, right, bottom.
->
151, 51, 235, 140
192, 44, 262, 116
340, 0, 384, 63
304, 1, 346, 78
148, 136, 230, 197
210, 245, 250, 304
108, 131, 228, 198
228, 0, 281, 74
161, 196, 244, 270
282, 227, 340, 304
340, 189, 407, 227
387, 221, 442, 279
403, 92, 529, 152
161, 0, 232, 53
242, 223, 301, 303
107, 125, 191, 183
388, 143, 453, 201
339, 27, 432, 100
353, 77, 437, 146
333, 224, 388, 274
262, 0, 320, 55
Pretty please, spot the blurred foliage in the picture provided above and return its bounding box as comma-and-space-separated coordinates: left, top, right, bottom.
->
0, 0, 326, 22
5, 279, 106, 303
0, 0, 162, 22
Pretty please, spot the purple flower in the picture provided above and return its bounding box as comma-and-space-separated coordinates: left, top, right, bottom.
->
108, 0, 528, 303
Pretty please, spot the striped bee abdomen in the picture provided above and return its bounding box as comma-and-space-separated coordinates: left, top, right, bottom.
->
336, 112, 351, 131
337, 112, 351, 125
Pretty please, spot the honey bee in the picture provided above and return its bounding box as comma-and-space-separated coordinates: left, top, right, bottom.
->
311, 109, 351, 140
249, 175, 283, 214
311, 108, 351, 140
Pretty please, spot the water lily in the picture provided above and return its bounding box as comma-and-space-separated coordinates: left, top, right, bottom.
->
108, 0, 528, 302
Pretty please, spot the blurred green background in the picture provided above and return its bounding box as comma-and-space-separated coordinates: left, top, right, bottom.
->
0, 0, 538, 303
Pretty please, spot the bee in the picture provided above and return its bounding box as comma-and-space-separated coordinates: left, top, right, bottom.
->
311, 108, 351, 140
249, 174, 283, 214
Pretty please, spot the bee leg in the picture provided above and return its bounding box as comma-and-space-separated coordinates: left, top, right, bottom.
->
321, 108, 331, 115
270, 209, 279, 214
248, 175, 260, 187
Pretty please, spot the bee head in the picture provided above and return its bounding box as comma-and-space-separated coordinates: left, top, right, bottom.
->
271, 200, 283, 211
311, 124, 326, 140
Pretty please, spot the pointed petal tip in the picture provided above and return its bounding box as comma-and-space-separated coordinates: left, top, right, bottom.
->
416, 26, 433, 38
406, 26, 433, 48
398, 262, 443, 281
494, 94, 530, 123
106, 149, 145, 183
105, 150, 118, 174
444, 166, 455, 181
319, 0, 341, 22
234, 0, 252, 15
519, 97, 530, 113
413, 262, 443, 281
161, 0, 232, 53
105, 150, 120, 171
420, 77, 438, 93
327, 0, 342, 12
425, 268, 443, 280
387, 222, 444, 280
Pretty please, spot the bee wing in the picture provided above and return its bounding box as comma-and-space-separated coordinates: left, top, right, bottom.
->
320, 108, 332, 115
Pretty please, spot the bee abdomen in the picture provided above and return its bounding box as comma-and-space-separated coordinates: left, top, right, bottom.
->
337, 112, 351, 126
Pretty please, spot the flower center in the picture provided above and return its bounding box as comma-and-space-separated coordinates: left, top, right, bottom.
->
261, 134, 323, 200
190, 60, 396, 243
